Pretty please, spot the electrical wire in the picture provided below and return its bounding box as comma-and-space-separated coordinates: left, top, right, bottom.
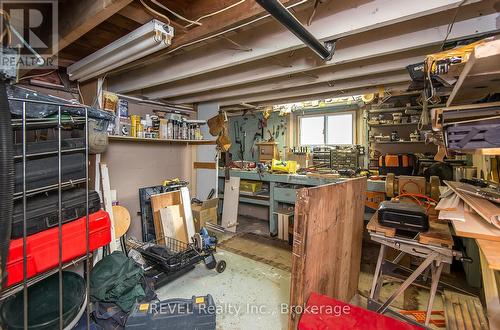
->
91, 73, 108, 109
77, 82, 85, 105
108, 0, 308, 75
184, 0, 247, 28
150, 0, 201, 26
139, 0, 171, 25
393, 193, 437, 212
17, 69, 57, 81
0, 9, 12, 46
166, 0, 309, 55
440, 0, 467, 50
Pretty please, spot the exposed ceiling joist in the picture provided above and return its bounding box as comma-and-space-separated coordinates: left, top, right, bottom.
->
221, 82, 411, 109
217, 71, 411, 106
167, 53, 428, 104
108, 0, 475, 93
140, 11, 499, 100
117, 1, 151, 24
58, 0, 134, 53
111, 0, 304, 74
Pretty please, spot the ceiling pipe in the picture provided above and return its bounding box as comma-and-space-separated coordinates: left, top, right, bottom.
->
255, 0, 335, 61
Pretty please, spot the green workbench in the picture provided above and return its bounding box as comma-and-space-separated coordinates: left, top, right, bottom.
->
218, 169, 385, 235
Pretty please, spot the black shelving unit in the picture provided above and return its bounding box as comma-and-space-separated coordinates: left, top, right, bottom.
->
2, 95, 93, 330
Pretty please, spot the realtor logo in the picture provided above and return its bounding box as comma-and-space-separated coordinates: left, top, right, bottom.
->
1, 0, 58, 70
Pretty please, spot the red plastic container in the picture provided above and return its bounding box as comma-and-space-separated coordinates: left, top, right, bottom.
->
298, 292, 421, 330
5, 210, 111, 287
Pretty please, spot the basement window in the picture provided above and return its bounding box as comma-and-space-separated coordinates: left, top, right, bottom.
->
299, 112, 354, 146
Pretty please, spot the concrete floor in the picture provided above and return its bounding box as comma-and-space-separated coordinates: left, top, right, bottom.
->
156, 250, 291, 330
156, 216, 470, 329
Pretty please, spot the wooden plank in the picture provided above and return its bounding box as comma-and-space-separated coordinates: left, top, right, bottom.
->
180, 186, 195, 239
447, 37, 500, 106
99, 163, 118, 252
108, 135, 217, 145
418, 220, 453, 248
477, 239, 500, 270
193, 162, 217, 169
289, 177, 366, 330
58, 0, 134, 52
221, 177, 240, 233
443, 291, 457, 330
150, 190, 182, 244
443, 290, 489, 330
445, 181, 500, 229
366, 211, 396, 237
451, 209, 500, 242
479, 248, 500, 330
118, 2, 151, 24
159, 205, 188, 243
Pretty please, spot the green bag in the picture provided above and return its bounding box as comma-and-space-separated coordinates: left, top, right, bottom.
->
90, 251, 145, 312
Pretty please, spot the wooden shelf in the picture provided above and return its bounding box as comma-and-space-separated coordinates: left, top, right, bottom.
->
368, 104, 445, 114
370, 140, 433, 145
108, 135, 216, 145
447, 37, 500, 106
368, 122, 419, 127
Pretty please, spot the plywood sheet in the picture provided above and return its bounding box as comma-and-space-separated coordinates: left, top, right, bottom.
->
151, 190, 182, 244
159, 205, 188, 243
445, 181, 500, 229
221, 177, 240, 233
289, 177, 366, 329
451, 209, 500, 242
477, 239, 500, 270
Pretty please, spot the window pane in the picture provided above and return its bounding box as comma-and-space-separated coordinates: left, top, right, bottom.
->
300, 116, 324, 145
326, 113, 353, 145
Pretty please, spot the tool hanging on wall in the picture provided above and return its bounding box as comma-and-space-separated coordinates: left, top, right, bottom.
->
251, 131, 262, 158
267, 129, 275, 142
233, 121, 246, 160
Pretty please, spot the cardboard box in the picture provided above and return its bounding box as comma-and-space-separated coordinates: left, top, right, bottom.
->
191, 198, 218, 232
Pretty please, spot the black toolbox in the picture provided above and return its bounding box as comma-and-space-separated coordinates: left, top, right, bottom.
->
14, 153, 86, 194
14, 138, 85, 155
14, 138, 86, 194
125, 295, 216, 330
12, 188, 101, 238
378, 200, 429, 232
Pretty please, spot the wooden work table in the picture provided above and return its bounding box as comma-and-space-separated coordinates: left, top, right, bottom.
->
218, 169, 386, 235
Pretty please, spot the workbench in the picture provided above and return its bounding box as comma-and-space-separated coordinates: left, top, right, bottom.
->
217, 169, 385, 235
366, 211, 469, 327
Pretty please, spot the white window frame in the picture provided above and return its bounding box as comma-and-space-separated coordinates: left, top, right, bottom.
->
298, 111, 356, 146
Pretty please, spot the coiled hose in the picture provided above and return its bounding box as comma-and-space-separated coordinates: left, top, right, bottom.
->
0, 80, 14, 286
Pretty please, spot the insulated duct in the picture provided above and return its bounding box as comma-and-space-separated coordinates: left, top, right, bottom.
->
0, 80, 14, 287
255, 0, 335, 61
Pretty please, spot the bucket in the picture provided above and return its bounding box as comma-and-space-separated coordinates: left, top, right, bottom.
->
1, 271, 86, 330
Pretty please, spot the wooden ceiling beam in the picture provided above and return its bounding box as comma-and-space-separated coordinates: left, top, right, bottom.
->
118, 1, 151, 24
109, 0, 484, 93
58, 0, 134, 53
109, 0, 302, 74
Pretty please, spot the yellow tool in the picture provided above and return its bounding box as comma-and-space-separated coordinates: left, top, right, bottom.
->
271, 159, 297, 174
163, 178, 180, 186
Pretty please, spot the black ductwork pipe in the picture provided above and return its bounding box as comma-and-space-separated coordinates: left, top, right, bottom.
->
0, 80, 14, 287
256, 0, 335, 61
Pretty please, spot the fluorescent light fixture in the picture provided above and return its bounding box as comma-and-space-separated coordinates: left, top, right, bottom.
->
67, 19, 174, 82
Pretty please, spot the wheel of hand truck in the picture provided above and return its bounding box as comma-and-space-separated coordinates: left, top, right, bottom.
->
429, 176, 441, 201
216, 260, 226, 273
385, 173, 396, 198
